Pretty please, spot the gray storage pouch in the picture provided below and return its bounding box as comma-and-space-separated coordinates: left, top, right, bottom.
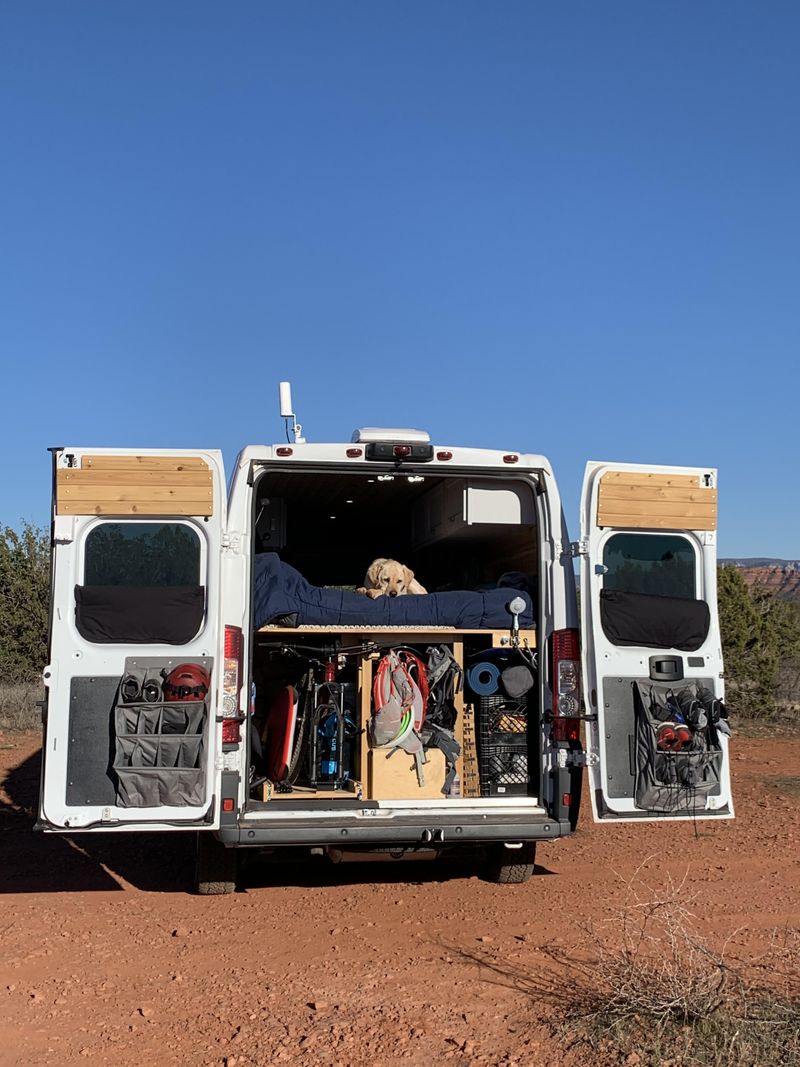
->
633, 682, 723, 814
113, 700, 206, 807
115, 767, 205, 807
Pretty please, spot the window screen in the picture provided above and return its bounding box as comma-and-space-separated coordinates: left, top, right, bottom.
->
84, 523, 201, 587
602, 533, 696, 599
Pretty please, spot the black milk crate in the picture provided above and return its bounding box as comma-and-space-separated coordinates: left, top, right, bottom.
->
477, 693, 530, 797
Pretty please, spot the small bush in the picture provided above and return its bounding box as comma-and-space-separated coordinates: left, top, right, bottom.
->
542, 869, 800, 1066
0, 681, 41, 731
464, 866, 800, 1067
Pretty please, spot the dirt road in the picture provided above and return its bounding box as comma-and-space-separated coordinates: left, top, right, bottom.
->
1, 731, 798, 1067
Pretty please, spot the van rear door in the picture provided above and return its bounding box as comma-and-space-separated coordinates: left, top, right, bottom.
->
579, 462, 733, 821
40, 448, 226, 830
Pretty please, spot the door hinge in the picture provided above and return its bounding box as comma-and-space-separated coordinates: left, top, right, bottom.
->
558, 749, 599, 769
568, 539, 588, 558
221, 533, 242, 552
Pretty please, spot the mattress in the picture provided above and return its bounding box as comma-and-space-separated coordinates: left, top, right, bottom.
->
253, 553, 535, 631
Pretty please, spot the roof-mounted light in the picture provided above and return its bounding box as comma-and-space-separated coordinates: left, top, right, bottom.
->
351, 427, 430, 444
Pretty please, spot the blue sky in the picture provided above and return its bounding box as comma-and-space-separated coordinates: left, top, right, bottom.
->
1, 1, 798, 558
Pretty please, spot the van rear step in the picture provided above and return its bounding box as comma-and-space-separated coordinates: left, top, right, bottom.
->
216, 811, 562, 848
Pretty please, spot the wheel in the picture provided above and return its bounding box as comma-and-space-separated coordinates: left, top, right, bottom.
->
194, 832, 238, 895
483, 842, 537, 884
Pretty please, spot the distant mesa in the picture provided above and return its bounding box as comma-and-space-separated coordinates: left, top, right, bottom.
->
720, 559, 800, 601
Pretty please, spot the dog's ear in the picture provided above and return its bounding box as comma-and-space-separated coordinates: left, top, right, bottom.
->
367, 559, 386, 586
402, 566, 415, 586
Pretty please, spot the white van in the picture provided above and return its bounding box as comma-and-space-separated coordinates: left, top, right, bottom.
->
38, 418, 733, 892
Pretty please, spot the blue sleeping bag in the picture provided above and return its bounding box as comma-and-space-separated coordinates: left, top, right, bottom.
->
253, 553, 534, 630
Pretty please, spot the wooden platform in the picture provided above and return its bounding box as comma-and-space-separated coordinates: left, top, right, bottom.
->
257, 625, 536, 647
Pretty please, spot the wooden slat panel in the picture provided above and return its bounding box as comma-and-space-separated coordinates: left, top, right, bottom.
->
600, 485, 717, 504
601, 471, 700, 487
598, 471, 716, 531
59, 488, 212, 505
598, 513, 717, 531
598, 500, 717, 520
56, 463, 213, 517
59, 469, 212, 486
82, 455, 208, 470
57, 500, 213, 516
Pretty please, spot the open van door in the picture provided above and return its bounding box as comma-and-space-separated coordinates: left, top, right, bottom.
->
39, 448, 226, 831
579, 462, 733, 822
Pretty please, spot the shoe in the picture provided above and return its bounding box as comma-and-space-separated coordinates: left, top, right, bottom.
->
656, 722, 678, 751
673, 724, 692, 750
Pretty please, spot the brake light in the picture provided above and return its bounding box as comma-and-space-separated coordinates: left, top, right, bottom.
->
552, 628, 581, 742
222, 625, 243, 744
393, 445, 412, 458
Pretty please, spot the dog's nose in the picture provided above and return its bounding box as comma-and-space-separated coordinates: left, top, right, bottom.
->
389, 590, 398, 597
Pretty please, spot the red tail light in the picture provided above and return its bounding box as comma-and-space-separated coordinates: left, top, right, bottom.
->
552, 627, 581, 742
222, 625, 243, 744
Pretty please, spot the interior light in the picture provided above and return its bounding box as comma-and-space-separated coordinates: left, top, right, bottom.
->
345, 499, 354, 504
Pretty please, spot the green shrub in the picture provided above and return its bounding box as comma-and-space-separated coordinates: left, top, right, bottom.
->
0, 523, 50, 683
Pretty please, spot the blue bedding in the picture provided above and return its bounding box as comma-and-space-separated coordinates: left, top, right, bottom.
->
253, 553, 534, 630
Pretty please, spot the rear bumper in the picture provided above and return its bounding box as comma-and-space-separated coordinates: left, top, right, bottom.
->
217, 811, 567, 848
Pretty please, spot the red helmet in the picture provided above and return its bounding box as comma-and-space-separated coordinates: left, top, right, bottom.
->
163, 663, 210, 702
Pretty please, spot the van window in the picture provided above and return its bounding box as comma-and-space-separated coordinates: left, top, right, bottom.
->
84, 523, 201, 587
77, 523, 204, 644
602, 533, 696, 599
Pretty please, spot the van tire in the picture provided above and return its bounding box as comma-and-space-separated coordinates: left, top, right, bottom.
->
483, 842, 537, 884
195, 833, 237, 895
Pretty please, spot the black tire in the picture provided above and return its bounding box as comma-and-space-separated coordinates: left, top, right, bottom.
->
194, 832, 238, 895
483, 842, 537, 884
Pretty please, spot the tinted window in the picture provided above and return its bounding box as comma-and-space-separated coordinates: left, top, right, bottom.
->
84, 523, 201, 587
603, 533, 696, 599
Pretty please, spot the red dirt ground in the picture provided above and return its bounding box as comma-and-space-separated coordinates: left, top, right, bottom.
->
1, 730, 798, 1067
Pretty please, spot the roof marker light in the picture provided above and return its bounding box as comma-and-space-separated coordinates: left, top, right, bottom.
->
437, 450, 453, 461
346, 448, 362, 458
503, 454, 519, 464
276, 447, 293, 457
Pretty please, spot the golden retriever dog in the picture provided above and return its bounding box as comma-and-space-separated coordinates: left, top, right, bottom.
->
357, 558, 427, 598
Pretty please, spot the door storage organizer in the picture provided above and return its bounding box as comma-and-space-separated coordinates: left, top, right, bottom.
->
112, 662, 209, 807
632, 681, 724, 814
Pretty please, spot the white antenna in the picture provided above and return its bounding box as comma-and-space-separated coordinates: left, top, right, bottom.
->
278, 381, 305, 443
